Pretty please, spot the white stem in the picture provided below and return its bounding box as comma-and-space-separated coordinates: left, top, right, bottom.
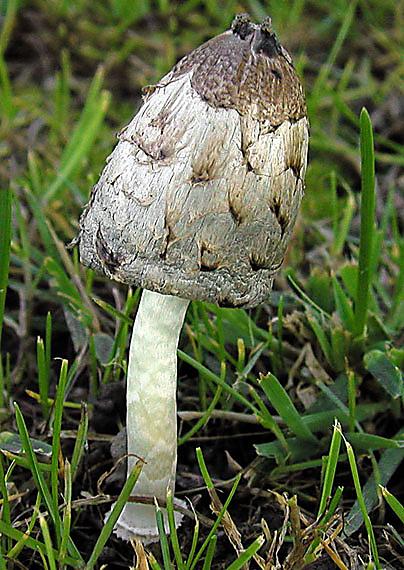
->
112, 289, 189, 542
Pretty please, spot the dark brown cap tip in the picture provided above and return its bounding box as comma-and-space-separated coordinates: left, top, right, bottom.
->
253, 17, 281, 57
260, 16, 273, 34
231, 13, 254, 40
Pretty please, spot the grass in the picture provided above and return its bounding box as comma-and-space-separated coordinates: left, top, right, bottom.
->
1, 0, 403, 568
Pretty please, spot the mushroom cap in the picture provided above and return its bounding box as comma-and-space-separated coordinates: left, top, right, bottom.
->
78, 15, 309, 308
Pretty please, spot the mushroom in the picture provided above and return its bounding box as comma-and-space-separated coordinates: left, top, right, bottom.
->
77, 13, 309, 543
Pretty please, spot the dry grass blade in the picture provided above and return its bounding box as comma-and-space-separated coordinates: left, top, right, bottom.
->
133, 539, 150, 570
206, 483, 245, 560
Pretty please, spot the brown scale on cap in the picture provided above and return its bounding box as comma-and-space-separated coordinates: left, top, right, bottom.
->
170, 14, 306, 127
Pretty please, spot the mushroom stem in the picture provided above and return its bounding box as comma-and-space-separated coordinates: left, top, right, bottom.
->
113, 289, 190, 543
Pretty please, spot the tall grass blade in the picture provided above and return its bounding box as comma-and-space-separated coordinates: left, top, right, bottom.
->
0, 187, 12, 352
14, 404, 83, 561
37, 337, 50, 418
309, 0, 357, 112
185, 512, 200, 568
0, 0, 18, 55
196, 447, 214, 490
44, 69, 110, 203
202, 535, 217, 570
0, 456, 11, 552
259, 373, 318, 444
166, 489, 184, 570
14, 404, 61, 540
380, 486, 404, 523
226, 535, 265, 570
354, 108, 376, 338
7, 494, 40, 559
39, 516, 57, 570
343, 436, 380, 568
318, 421, 342, 517
70, 402, 88, 480
179, 351, 259, 415
60, 461, 72, 565
0, 520, 81, 568
345, 432, 404, 535
179, 383, 222, 445
190, 474, 240, 570
190, 450, 241, 570
155, 500, 172, 570
51, 359, 69, 515
0, 55, 15, 120
86, 460, 143, 570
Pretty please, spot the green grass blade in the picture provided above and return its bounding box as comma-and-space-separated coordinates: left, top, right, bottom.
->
60, 460, 72, 565
0, 519, 81, 568
226, 535, 265, 570
166, 489, 184, 570
196, 447, 214, 490
86, 460, 143, 570
0, 450, 52, 472
43, 72, 110, 203
70, 402, 88, 480
147, 552, 163, 570
347, 370, 357, 433
179, 383, 222, 446
185, 512, 200, 568
343, 436, 380, 568
39, 516, 57, 570
332, 275, 354, 332
92, 296, 133, 325
249, 384, 289, 451
14, 404, 83, 561
37, 337, 50, 418
364, 349, 403, 399
51, 359, 68, 516
310, 0, 357, 111
45, 313, 52, 391
179, 350, 259, 415
0, 187, 12, 352
24, 188, 59, 260
320, 486, 344, 528
345, 431, 404, 535
286, 273, 331, 318
332, 184, 356, 257
306, 313, 334, 368
191, 450, 241, 570
52, 50, 71, 137
380, 486, 404, 524
0, 0, 18, 55
202, 535, 217, 570
259, 373, 318, 444
190, 474, 241, 570
14, 404, 61, 541
155, 501, 172, 570
56, 67, 104, 161
0, 455, 11, 552
318, 421, 342, 517
7, 493, 40, 559
346, 432, 403, 450
256, 437, 317, 464
0, 55, 15, 120
354, 108, 376, 338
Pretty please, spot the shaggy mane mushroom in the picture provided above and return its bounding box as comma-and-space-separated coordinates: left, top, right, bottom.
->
77, 13, 309, 543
